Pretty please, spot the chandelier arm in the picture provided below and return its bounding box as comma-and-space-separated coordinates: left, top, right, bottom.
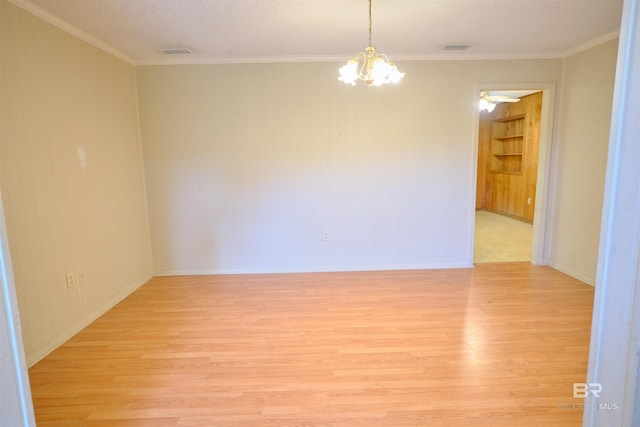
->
357, 52, 368, 80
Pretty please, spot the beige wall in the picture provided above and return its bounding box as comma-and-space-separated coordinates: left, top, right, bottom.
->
0, 0, 152, 365
137, 60, 563, 275
548, 39, 618, 285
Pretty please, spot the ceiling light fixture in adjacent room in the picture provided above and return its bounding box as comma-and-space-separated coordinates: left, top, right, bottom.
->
338, 0, 404, 86
479, 98, 496, 112
478, 91, 521, 112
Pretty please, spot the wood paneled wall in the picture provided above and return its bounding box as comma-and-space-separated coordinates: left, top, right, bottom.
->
476, 92, 542, 222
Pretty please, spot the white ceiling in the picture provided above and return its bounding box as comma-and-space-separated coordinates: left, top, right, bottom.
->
11, 0, 623, 65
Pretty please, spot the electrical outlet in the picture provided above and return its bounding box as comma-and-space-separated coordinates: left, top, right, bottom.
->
66, 272, 76, 288
76, 269, 85, 286
322, 230, 330, 241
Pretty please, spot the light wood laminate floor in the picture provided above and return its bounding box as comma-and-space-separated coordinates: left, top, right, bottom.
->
29, 264, 594, 426
474, 211, 533, 263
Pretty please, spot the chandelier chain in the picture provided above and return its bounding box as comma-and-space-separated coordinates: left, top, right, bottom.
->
368, 0, 373, 46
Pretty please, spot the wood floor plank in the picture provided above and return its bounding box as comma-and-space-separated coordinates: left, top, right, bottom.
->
29, 263, 594, 426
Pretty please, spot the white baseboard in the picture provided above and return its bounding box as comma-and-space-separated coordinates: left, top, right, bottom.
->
549, 262, 596, 287
25, 273, 153, 367
154, 261, 473, 277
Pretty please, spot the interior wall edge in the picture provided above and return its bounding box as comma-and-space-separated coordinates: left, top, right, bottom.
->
132, 66, 155, 269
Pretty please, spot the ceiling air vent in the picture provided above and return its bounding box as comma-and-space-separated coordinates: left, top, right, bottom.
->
160, 48, 192, 55
442, 43, 471, 51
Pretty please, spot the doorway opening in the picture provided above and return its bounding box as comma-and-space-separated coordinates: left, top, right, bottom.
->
472, 85, 556, 265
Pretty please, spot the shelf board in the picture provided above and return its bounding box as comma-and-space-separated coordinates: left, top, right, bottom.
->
494, 134, 524, 140
493, 153, 523, 157
492, 114, 525, 123
490, 169, 523, 175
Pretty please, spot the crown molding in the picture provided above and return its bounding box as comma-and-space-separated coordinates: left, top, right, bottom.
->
7, 0, 135, 65
563, 30, 620, 57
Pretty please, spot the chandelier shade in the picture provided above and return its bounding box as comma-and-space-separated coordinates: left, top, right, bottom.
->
338, 0, 404, 86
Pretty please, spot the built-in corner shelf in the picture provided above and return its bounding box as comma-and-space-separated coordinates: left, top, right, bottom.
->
490, 114, 525, 174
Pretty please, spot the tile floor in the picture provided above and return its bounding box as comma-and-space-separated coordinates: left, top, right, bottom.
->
474, 210, 533, 263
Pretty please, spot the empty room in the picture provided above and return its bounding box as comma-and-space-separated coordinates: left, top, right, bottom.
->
2, 0, 639, 426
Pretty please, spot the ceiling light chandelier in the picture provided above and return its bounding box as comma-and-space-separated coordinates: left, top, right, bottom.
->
478, 91, 521, 112
338, 0, 404, 86
478, 98, 496, 113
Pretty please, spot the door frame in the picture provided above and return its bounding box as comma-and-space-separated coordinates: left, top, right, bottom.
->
470, 82, 557, 265
0, 193, 36, 425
